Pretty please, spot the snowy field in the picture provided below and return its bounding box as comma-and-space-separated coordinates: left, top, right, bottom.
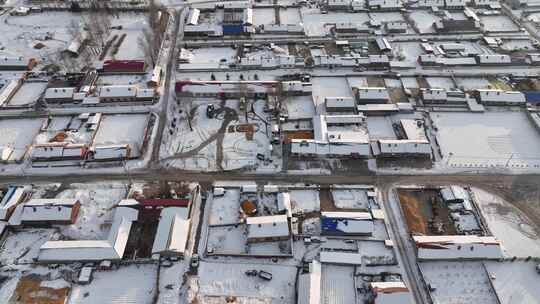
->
431, 111, 540, 169
93, 114, 150, 157
473, 188, 540, 257
0, 118, 44, 162
195, 261, 297, 304
69, 264, 157, 304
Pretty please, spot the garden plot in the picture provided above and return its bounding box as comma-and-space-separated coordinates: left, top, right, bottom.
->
408, 11, 440, 34
6, 82, 47, 106
367, 116, 398, 140
419, 261, 498, 304
480, 15, 519, 32
0, 118, 44, 162
311, 77, 353, 114
300, 9, 370, 36
284, 95, 315, 120
393, 42, 424, 62
289, 189, 320, 213
430, 111, 540, 169
473, 188, 540, 257
188, 47, 238, 64
97, 74, 149, 87
0, 229, 53, 264
252, 8, 276, 25
369, 12, 406, 24
69, 264, 157, 304
53, 182, 128, 240
207, 225, 247, 254
331, 189, 370, 209
321, 265, 355, 304
455, 77, 491, 90
280, 7, 301, 25
194, 261, 297, 304
425, 77, 455, 89
105, 13, 148, 61
209, 188, 241, 225
484, 261, 540, 304
0, 11, 81, 59
93, 114, 150, 158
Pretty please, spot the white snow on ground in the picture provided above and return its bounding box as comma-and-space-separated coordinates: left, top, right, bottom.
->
409, 11, 440, 34
196, 261, 296, 304
158, 261, 188, 304
207, 225, 247, 254
0, 229, 53, 264
107, 13, 147, 61
55, 182, 128, 240
311, 77, 353, 114
300, 9, 370, 36
425, 77, 455, 89
252, 8, 276, 25
289, 189, 320, 213
455, 77, 491, 90
321, 265, 355, 304
7, 82, 47, 106
0, 118, 44, 162
431, 111, 540, 169
93, 114, 149, 156
472, 188, 540, 258
69, 264, 157, 304
332, 189, 369, 209
419, 261, 498, 304
367, 116, 398, 140
284, 95, 315, 120
484, 261, 540, 304
189, 47, 237, 64
0, 11, 80, 59
280, 7, 301, 25
209, 188, 240, 225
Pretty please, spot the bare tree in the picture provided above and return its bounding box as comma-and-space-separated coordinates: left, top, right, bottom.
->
139, 0, 166, 67
83, 0, 111, 49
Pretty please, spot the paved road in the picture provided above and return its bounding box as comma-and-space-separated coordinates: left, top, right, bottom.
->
151, 8, 184, 165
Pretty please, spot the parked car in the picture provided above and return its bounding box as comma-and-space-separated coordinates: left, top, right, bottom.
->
190, 254, 199, 268
258, 270, 272, 281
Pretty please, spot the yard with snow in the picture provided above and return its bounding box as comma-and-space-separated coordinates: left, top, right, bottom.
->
93, 114, 150, 157
431, 111, 540, 169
